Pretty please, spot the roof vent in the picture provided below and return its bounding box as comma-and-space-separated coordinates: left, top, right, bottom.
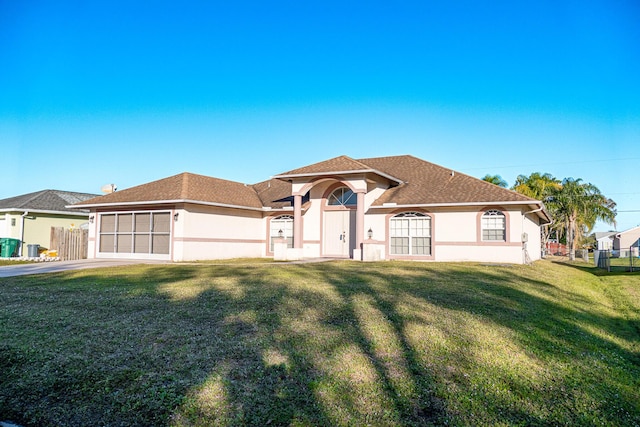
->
450, 171, 455, 177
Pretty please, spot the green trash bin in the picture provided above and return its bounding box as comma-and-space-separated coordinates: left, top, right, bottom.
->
0, 238, 20, 258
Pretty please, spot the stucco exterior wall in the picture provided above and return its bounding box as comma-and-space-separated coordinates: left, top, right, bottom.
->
175, 204, 264, 261
361, 207, 539, 264
0, 213, 19, 239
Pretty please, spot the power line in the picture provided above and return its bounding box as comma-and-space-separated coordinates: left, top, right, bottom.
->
462, 156, 640, 172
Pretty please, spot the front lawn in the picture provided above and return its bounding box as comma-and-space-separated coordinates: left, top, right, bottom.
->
0, 259, 35, 266
1, 260, 639, 426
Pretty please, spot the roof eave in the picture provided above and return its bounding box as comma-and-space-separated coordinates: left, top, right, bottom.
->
0, 208, 90, 216
273, 169, 404, 185
369, 200, 542, 209
68, 199, 267, 212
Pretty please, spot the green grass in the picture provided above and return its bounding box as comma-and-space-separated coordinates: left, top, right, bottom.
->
0, 259, 36, 266
1, 260, 639, 426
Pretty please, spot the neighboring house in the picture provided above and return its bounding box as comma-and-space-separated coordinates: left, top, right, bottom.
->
0, 190, 98, 256
594, 231, 616, 250
72, 155, 551, 264
612, 226, 640, 254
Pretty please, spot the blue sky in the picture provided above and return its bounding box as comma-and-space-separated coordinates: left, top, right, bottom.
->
1, 1, 639, 232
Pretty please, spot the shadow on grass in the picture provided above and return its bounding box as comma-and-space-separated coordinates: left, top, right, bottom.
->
1, 261, 639, 426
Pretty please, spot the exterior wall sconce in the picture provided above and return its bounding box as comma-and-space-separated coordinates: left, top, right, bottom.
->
278, 229, 284, 238
367, 228, 373, 239
89, 215, 94, 223
174, 213, 179, 222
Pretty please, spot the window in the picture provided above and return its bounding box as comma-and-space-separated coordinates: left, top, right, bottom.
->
327, 187, 356, 206
270, 215, 293, 251
390, 212, 431, 256
99, 212, 171, 254
482, 210, 506, 241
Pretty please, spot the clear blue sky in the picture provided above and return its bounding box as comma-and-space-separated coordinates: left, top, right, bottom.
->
1, 1, 639, 232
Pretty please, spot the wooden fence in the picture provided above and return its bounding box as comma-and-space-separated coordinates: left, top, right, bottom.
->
50, 227, 88, 260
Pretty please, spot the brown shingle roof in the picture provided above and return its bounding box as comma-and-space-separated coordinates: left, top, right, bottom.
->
74, 172, 265, 209
72, 155, 542, 212
275, 155, 374, 176
251, 178, 293, 209
358, 155, 538, 205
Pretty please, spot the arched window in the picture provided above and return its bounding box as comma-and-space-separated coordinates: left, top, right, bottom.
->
327, 187, 356, 206
270, 215, 293, 251
481, 210, 506, 241
390, 212, 431, 255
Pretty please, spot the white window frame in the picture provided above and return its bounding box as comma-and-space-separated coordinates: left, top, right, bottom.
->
389, 212, 432, 256
327, 187, 357, 206
269, 215, 294, 252
481, 210, 506, 241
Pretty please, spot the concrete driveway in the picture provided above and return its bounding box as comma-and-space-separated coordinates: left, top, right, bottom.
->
0, 259, 169, 278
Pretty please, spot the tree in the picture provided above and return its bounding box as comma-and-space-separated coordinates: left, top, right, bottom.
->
482, 174, 508, 188
512, 172, 561, 200
548, 178, 617, 261
511, 173, 562, 254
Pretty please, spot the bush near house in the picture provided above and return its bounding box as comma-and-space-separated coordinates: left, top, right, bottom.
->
0, 260, 639, 426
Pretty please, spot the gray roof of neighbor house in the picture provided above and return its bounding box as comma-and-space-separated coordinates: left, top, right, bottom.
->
594, 231, 616, 239
71, 155, 549, 222
0, 190, 98, 215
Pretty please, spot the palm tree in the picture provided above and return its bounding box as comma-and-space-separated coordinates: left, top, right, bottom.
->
512, 172, 561, 200
512, 173, 561, 253
548, 178, 616, 261
482, 174, 508, 187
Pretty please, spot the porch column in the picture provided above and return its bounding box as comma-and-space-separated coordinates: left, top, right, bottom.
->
293, 194, 302, 249
356, 190, 365, 250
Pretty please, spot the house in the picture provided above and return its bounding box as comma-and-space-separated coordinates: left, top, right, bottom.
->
0, 190, 98, 256
72, 155, 551, 264
594, 231, 616, 251
612, 226, 640, 256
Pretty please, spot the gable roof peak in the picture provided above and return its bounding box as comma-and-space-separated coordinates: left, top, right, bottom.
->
274, 155, 403, 184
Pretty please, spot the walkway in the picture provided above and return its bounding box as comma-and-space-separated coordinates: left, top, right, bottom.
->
0, 259, 168, 278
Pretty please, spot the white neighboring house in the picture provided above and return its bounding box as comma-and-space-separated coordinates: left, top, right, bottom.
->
594, 231, 616, 251
71, 155, 551, 264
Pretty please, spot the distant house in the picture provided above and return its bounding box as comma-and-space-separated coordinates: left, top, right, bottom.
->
72, 155, 551, 264
0, 190, 98, 256
594, 231, 616, 251
613, 226, 640, 253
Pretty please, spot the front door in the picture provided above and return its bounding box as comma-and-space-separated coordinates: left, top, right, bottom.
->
323, 210, 356, 257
